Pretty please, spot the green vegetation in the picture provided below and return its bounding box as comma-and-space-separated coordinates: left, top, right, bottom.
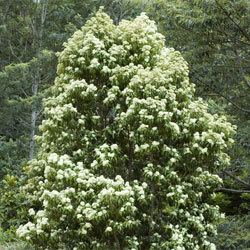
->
17, 10, 235, 249
0, 0, 249, 249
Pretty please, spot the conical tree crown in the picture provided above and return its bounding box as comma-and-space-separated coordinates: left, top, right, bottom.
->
17, 9, 235, 250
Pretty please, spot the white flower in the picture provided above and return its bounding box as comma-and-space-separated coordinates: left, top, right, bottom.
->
90, 58, 100, 68
47, 153, 58, 163
111, 144, 118, 150
152, 141, 160, 146
103, 160, 109, 166
209, 243, 216, 250
28, 208, 35, 216
105, 226, 112, 233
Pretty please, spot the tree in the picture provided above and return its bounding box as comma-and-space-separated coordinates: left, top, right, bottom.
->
17, 9, 235, 249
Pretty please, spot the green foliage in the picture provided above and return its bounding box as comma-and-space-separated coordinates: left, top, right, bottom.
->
0, 175, 28, 231
0, 227, 17, 244
0, 0, 248, 248
0, 51, 55, 144
0, 227, 34, 250
0, 227, 33, 250
0, 242, 34, 250
0, 176, 33, 249
17, 9, 235, 249
0, 230, 34, 250
213, 214, 250, 249
0, 137, 26, 179
211, 193, 231, 214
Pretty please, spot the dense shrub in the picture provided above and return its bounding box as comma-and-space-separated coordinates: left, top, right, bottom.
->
0, 175, 27, 231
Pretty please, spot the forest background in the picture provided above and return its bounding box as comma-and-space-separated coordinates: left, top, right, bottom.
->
0, 0, 249, 249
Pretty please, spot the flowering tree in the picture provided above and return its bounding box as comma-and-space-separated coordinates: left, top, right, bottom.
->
17, 9, 235, 250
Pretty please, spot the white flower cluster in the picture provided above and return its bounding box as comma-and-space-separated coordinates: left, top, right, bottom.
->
91, 143, 119, 169
18, 8, 235, 249
18, 153, 147, 248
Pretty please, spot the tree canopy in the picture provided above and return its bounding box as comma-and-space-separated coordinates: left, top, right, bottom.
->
17, 9, 235, 249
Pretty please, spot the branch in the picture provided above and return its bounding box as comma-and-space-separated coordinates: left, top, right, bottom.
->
234, 50, 250, 90
21, 87, 29, 98
213, 94, 250, 113
215, 0, 250, 42
8, 41, 21, 63
204, 93, 250, 113
217, 187, 250, 194
214, 65, 250, 69
243, 76, 250, 89
221, 170, 250, 188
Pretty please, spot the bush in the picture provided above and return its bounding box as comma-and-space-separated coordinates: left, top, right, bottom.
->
0, 227, 33, 250
17, 9, 235, 249
0, 175, 28, 231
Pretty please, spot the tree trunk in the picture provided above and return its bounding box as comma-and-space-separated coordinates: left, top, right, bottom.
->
29, 68, 39, 160
29, 0, 47, 160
